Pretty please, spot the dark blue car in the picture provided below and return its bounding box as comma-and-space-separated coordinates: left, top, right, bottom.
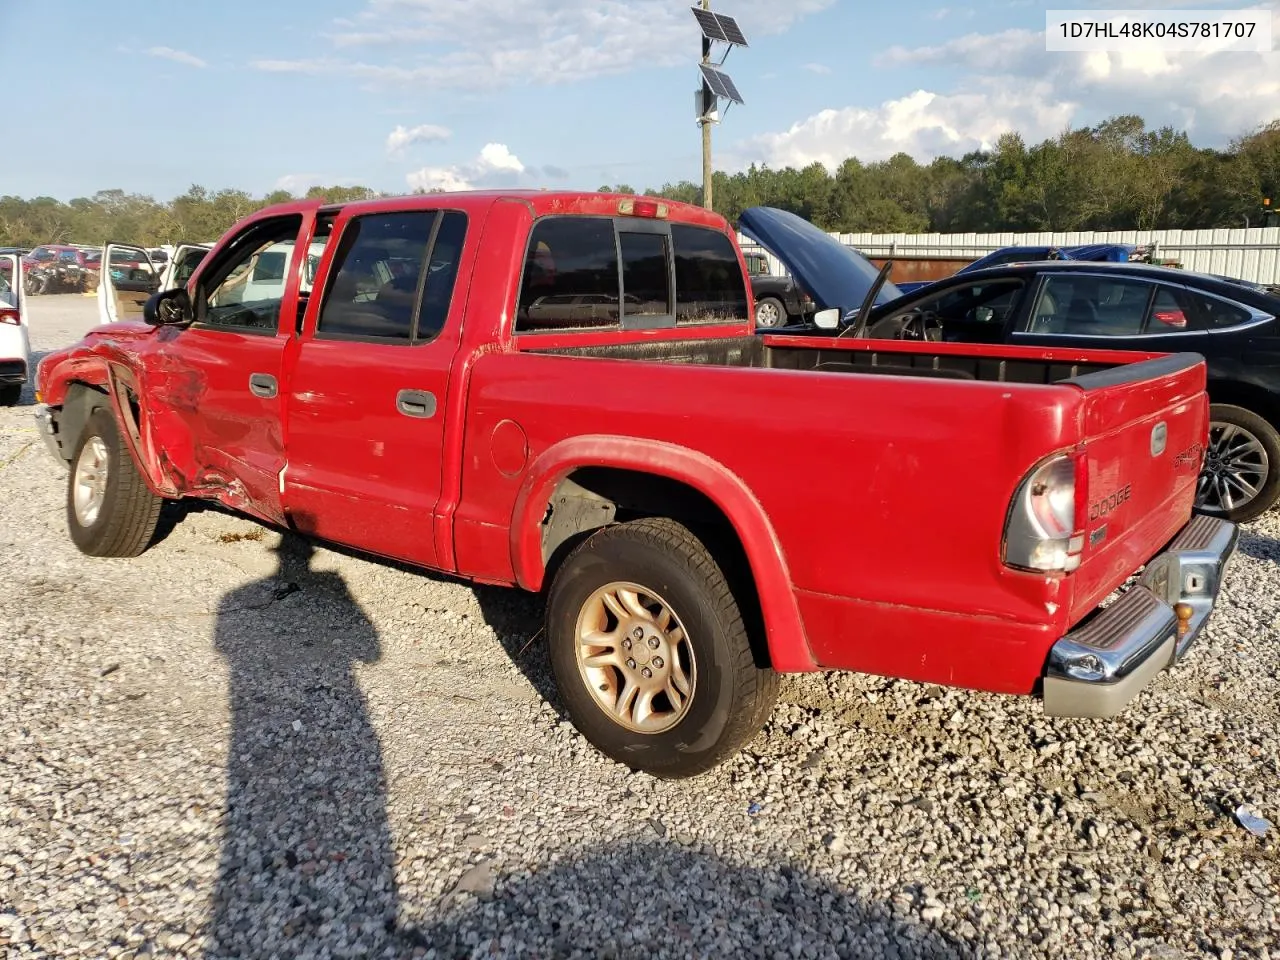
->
893, 244, 1138, 295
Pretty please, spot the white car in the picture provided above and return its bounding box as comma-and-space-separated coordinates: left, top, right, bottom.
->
0, 254, 31, 405
98, 240, 325, 324
97, 242, 213, 323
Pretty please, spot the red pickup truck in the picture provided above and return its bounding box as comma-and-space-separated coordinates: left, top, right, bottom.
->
33, 191, 1237, 778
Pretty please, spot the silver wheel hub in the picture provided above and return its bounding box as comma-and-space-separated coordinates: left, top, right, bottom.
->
1195, 421, 1269, 514
575, 581, 696, 734
73, 437, 109, 526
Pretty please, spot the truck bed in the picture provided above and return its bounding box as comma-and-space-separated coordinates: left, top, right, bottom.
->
528, 334, 1125, 385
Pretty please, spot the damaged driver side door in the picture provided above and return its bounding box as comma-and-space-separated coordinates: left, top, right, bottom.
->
150, 206, 323, 523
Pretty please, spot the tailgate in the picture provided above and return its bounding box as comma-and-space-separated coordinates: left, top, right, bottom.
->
1067, 354, 1207, 621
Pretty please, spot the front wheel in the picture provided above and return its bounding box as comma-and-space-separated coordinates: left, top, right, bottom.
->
546, 516, 780, 779
1194, 404, 1280, 524
67, 406, 163, 557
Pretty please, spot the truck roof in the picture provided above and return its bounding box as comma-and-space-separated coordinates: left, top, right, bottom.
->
250, 190, 732, 232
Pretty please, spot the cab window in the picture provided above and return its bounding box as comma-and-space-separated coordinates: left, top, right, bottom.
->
315, 209, 467, 344
196, 215, 303, 333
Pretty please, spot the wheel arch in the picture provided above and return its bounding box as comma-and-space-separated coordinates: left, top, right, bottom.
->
510, 435, 816, 672
57, 368, 175, 498
58, 380, 111, 463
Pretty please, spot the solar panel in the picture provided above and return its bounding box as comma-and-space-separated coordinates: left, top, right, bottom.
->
691, 6, 728, 42
700, 64, 744, 104
714, 12, 748, 46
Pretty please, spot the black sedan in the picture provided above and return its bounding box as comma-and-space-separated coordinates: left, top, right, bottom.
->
802, 259, 1280, 523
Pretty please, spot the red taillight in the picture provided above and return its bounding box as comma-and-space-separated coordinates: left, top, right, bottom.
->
1003, 452, 1086, 573
0, 308, 19, 326
618, 198, 669, 219
1153, 309, 1187, 328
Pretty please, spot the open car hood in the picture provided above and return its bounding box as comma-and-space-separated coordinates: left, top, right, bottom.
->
738, 206, 902, 320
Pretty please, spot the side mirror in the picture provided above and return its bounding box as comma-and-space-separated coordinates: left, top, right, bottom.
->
813, 308, 840, 330
143, 288, 193, 327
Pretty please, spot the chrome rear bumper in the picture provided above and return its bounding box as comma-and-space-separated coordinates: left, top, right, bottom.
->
1043, 514, 1238, 718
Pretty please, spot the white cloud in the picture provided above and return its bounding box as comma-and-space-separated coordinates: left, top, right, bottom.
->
147, 46, 207, 68
746, 2, 1280, 170
406, 142, 528, 192
255, 0, 834, 90
803, 63, 832, 75
385, 123, 451, 156
743, 87, 1077, 170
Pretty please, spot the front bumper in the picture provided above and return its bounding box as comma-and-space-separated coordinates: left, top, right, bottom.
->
33, 405, 66, 466
1042, 514, 1238, 718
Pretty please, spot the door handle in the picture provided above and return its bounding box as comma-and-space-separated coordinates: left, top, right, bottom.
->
249, 373, 278, 398
396, 389, 437, 419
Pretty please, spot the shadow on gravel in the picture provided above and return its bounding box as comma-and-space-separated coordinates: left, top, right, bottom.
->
472, 584, 566, 717
206, 528, 402, 959
399, 843, 969, 960
11, 349, 53, 407
1238, 528, 1279, 563
208, 520, 568, 721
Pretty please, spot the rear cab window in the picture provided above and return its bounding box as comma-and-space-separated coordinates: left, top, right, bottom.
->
515, 215, 749, 334
314, 209, 469, 344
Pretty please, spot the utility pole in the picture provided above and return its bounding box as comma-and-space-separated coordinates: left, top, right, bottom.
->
691, 3, 745, 212
700, 0, 714, 211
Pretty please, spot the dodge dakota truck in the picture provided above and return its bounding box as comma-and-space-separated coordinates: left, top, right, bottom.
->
33, 192, 1237, 778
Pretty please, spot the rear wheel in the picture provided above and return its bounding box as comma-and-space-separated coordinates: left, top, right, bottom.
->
0, 384, 20, 406
1195, 404, 1280, 523
67, 406, 163, 557
546, 516, 780, 779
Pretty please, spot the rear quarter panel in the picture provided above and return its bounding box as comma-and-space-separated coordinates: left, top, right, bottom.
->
454, 349, 1092, 689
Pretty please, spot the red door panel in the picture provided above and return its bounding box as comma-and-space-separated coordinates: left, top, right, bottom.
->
282, 340, 453, 566
154, 326, 289, 521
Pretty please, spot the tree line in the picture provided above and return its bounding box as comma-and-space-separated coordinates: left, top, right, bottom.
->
2, 115, 1277, 249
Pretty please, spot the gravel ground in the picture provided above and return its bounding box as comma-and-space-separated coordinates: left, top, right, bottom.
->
1, 294, 1278, 960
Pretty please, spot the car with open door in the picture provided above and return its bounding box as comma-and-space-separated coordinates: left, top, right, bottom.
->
96, 242, 224, 323
740, 206, 1280, 524
0, 253, 31, 405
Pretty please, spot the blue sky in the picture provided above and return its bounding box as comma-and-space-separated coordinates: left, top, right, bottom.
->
5, 0, 1277, 201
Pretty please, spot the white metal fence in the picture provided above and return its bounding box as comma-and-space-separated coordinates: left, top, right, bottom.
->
738, 226, 1280, 285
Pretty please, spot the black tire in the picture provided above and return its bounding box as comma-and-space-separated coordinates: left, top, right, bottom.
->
0, 384, 21, 406
546, 516, 780, 779
754, 296, 788, 329
1195, 403, 1280, 524
66, 406, 163, 557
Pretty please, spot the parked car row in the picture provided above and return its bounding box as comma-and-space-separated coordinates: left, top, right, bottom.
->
740, 207, 1280, 525
31, 192, 1241, 778
0, 243, 175, 296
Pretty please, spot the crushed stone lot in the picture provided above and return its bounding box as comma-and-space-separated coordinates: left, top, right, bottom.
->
1, 295, 1278, 960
